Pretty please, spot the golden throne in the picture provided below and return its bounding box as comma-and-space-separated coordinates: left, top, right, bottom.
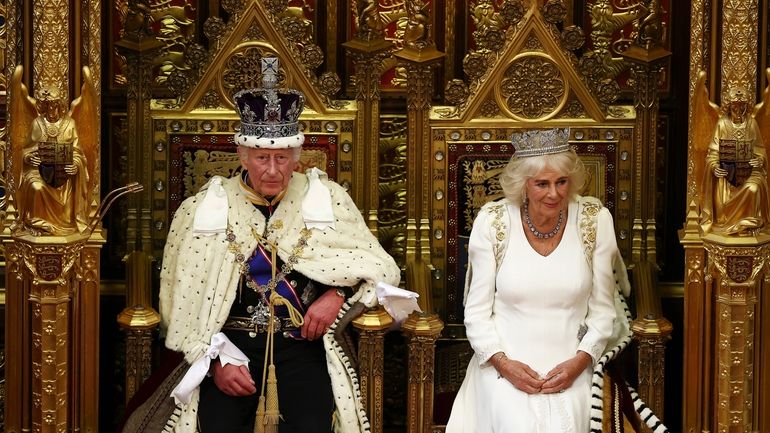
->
0, 1, 672, 431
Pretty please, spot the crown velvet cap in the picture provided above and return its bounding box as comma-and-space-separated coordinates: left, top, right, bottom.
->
511, 128, 571, 158
233, 57, 306, 149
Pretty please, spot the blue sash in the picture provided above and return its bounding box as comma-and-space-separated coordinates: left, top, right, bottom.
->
247, 244, 305, 337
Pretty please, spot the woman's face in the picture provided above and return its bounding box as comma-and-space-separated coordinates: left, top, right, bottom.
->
525, 167, 570, 218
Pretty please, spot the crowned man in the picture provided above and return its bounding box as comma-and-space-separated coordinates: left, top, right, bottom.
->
159, 57, 401, 433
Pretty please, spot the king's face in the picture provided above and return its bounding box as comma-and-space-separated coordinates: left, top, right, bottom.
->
238, 147, 298, 197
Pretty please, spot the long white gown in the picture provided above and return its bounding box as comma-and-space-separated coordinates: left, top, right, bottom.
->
448, 199, 616, 433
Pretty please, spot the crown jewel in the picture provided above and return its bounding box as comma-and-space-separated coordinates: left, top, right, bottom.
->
233, 58, 305, 149
511, 128, 571, 158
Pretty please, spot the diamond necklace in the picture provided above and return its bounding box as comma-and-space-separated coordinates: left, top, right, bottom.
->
523, 200, 563, 239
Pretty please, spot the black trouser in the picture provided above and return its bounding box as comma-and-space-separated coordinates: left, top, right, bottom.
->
198, 331, 334, 433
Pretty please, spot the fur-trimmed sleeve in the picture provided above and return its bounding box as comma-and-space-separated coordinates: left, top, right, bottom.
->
159, 191, 243, 364
281, 175, 401, 308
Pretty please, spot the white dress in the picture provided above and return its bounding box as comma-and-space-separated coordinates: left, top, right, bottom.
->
447, 199, 617, 433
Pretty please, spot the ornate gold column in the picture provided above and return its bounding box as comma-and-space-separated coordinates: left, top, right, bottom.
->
680, 203, 711, 433
720, 0, 758, 102
401, 312, 443, 433
394, 0, 444, 307
684, 1, 768, 432
703, 234, 769, 433
115, 13, 163, 253
32, 0, 69, 99
4, 0, 105, 430
343, 4, 393, 234
682, 1, 712, 431
352, 306, 393, 433
114, 9, 163, 401
4, 234, 97, 432
117, 251, 160, 401
619, 4, 672, 418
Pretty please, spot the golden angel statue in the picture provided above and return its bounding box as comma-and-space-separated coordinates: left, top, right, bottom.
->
9, 65, 99, 235
693, 69, 770, 235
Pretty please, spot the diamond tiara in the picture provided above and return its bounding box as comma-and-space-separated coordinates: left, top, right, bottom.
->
511, 128, 571, 158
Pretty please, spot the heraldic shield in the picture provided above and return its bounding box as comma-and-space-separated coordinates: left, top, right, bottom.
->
37, 138, 74, 188
718, 138, 753, 188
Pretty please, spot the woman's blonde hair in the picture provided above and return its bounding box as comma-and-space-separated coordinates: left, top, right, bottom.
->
498, 149, 587, 205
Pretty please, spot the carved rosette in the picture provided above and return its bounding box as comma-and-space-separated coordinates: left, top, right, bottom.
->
704, 240, 769, 433
444, 79, 469, 106
498, 55, 567, 120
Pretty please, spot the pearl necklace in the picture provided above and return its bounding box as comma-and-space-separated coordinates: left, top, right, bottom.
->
523, 200, 563, 239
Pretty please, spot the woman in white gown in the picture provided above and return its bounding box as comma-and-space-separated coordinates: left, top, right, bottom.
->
446, 128, 617, 433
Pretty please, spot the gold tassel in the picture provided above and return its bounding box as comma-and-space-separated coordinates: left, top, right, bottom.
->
253, 395, 266, 433
264, 364, 281, 433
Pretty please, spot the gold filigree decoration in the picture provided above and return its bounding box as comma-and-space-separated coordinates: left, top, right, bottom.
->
444, 80, 469, 106
301, 45, 324, 69
595, 78, 622, 104
221, 46, 278, 96
556, 95, 588, 119
114, 1, 200, 89
561, 25, 585, 51
462, 52, 491, 81
32, 0, 70, 99
479, 99, 501, 118
378, 117, 408, 268
278, 13, 313, 45
203, 16, 227, 43
222, 0, 246, 15
541, 0, 568, 24
485, 201, 508, 265
721, 0, 759, 101
476, 28, 506, 52
499, 0, 527, 25
472, 0, 503, 36
0, 3, 7, 92
500, 56, 566, 119
243, 22, 266, 41
317, 72, 342, 104
686, 0, 709, 203
523, 34, 544, 51
200, 90, 221, 109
